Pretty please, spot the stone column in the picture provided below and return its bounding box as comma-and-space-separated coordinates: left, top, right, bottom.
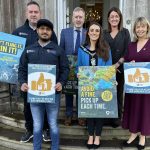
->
0, 0, 15, 33
44, 0, 57, 34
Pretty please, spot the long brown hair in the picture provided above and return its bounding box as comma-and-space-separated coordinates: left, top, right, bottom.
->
107, 7, 123, 32
83, 22, 110, 61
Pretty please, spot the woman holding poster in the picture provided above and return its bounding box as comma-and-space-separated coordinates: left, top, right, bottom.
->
77, 22, 112, 149
122, 17, 150, 150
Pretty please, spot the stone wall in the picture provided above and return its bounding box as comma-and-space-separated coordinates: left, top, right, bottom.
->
0, 0, 56, 33
122, 0, 150, 39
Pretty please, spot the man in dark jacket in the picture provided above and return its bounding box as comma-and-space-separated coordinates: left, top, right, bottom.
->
12, 1, 58, 142
19, 19, 69, 150
12, 2, 58, 47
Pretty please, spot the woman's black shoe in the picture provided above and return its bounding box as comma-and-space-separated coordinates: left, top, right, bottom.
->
137, 144, 145, 150
86, 143, 94, 149
93, 143, 101, 149
123, 136, 139, 147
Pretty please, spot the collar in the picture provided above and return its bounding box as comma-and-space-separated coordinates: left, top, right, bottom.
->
73, 27, 83, 32
29, 23, 36, 30
38, 40, 51, 47
24, 19, 37, 31
34, 41, 56, 49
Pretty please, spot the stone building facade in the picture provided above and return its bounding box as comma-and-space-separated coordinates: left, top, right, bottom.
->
0, 0, 149, 100
0, 0, 149, 39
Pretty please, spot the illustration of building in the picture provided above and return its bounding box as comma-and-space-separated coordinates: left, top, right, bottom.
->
31, 73, 52, 91
128, 68, 149, 83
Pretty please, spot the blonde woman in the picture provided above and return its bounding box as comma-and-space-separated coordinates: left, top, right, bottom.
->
122, 17, 150, 150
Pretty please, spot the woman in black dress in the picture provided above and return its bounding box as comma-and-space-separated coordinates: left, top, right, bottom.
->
103, 7, 131, 126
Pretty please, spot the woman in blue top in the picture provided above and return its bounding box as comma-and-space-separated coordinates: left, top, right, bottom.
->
77, 22, 112, 149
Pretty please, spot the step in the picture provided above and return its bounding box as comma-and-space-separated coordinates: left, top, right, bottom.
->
0, 111, 131, 140
16, 101, 77, 120
1, 123, 150, 150
0, 83, 9, 93
0, 102, 18, 113
0, 84, 10, 103
0, 92, 9, 98
0, 96, 10, 104
1, 146, 14, 150
0, 93, 10, 104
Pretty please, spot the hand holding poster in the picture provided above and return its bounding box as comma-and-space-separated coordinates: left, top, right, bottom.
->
0, 32, 26, 84
78, 66, 118, 118
28, 64, 56, 103
124, 62, 150, 94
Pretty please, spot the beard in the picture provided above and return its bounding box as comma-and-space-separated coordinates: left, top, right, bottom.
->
38, 34, 51, 42
39, 37, 50, 42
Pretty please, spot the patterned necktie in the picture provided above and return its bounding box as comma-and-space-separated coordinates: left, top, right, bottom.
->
74, 30, 80, 55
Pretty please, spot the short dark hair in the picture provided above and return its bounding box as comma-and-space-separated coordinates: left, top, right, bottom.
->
27, 1, 40, 9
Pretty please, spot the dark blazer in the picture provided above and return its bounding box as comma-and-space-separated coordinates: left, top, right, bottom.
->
103, 28, 131, 64
103, 28, 131, 72
60, 27, 86, 55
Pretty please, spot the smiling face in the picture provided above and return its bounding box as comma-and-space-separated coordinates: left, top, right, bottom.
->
108, 11, 120, 28
72, 10, 85, 29
135, 23, 148, 39
88, 24, 101, 42
37, 26, 52, 42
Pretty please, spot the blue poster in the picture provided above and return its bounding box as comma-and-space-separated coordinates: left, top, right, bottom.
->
124, 62, 150, 94
0, 32, 26, 84
28, 64, 56, 103
78, 66, 118, 118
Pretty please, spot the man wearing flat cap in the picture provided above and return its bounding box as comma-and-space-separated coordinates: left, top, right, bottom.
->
18, 19, 69, 150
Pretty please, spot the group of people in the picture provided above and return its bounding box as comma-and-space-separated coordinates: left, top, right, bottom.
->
12, 1, 150, 150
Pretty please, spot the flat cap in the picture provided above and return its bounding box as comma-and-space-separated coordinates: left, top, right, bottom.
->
37, 19, 53, 30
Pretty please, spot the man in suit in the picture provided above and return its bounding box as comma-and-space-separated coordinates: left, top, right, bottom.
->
60, 7, 86, 126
